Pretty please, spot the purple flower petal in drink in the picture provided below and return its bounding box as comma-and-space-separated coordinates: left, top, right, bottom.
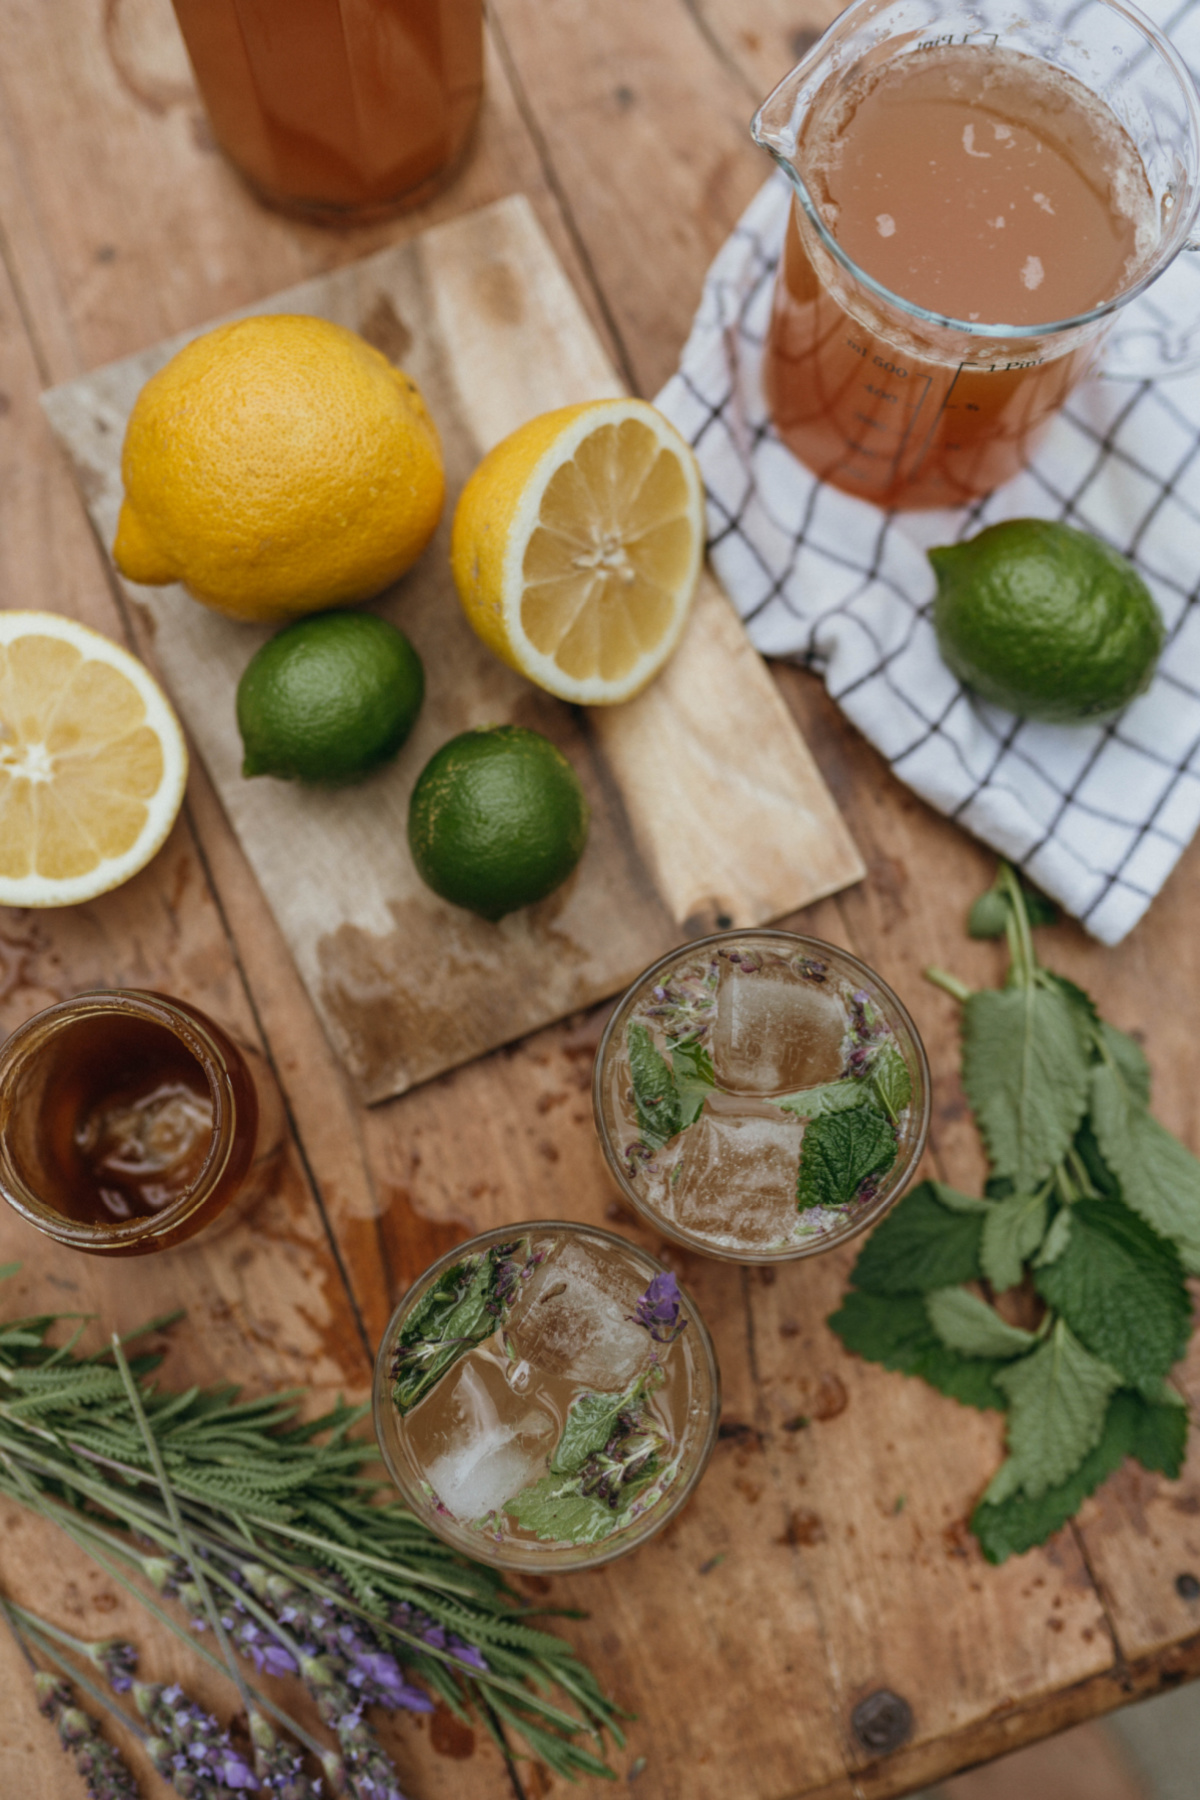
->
631, 1270, 688, 1344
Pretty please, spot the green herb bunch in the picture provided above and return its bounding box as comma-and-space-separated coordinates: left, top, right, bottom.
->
830, 864, 1198, 1563
0, 1280, 624, 1790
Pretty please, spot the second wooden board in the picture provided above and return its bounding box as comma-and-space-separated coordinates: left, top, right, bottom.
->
43, 194, 863, 1103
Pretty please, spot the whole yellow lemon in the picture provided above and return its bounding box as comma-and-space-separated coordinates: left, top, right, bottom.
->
113, 314, 445, 624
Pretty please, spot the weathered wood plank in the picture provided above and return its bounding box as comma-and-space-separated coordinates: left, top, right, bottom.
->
6, 2, 1200, 1799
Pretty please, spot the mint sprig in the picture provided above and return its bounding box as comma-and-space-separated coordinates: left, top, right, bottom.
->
830, 862, 1200, 1561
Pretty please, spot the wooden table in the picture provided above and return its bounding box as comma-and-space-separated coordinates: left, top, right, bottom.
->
2, 4, 1200, 1798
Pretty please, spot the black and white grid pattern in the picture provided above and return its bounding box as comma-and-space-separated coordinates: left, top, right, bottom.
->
655, 0, 1200, 944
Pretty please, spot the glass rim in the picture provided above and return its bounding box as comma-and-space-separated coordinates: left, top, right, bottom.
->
371, 1218, 722, 1573
750, 0, 1200, 343
592, 928, 932, 1265
0, 989, 240, 1249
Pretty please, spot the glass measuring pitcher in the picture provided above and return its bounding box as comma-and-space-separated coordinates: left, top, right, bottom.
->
751, 0, 1200, 509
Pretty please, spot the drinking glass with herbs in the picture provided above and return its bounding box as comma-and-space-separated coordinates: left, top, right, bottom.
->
594, 931, 930, 1263
373, 1222, 720, 1570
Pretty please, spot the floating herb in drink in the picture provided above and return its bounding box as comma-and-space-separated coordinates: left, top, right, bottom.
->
390, 1236, 538, 1414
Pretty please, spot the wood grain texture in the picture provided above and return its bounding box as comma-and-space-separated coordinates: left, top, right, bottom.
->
3, 1, 1200, 1798
44, 192, 862, 1102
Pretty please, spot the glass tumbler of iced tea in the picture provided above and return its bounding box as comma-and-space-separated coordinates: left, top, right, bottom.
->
373, 1222, 720, 1571
170, 0, 483, 220
752, 0, 1200, 508
593, 931, 931, 1264
0, 990, 277, 1256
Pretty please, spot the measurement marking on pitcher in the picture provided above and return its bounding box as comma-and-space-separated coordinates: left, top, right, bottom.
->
907, 362, 967, 479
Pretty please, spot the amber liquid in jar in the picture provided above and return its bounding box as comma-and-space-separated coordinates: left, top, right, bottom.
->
766, 45, 1156, 506
171, 0, 484, 218
0, 993, 261, 1255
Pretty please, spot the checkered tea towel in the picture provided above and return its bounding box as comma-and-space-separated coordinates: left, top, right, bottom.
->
655, 0, 1200, 945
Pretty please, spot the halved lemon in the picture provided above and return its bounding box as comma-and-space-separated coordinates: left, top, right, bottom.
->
450, 398, 705, 705
0, 612, 188, 907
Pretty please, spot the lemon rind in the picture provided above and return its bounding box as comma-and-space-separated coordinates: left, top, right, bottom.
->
0, 611, 189, 909
498, 398, 705, 706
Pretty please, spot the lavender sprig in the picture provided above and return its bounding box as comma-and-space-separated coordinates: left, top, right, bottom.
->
135, 1682, 258, 1795
34, 1672, 143, 1800
248, 1712, 324, 1800
0, 1291, 625, 1782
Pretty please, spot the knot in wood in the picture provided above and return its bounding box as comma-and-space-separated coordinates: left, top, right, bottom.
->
851, 1689, 913, 1755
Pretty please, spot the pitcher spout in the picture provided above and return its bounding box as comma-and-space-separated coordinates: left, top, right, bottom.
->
750, 63, 808, 165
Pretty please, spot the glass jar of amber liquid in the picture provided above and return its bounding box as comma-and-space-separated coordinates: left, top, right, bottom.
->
0, 991, 270, 1256
170, 0, 484, 221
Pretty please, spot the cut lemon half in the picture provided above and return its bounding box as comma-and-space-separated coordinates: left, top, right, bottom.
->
0, 613, 188, 907
450, 398, 705, 705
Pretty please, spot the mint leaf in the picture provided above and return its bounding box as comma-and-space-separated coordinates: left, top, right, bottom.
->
1099, 1022, 1151, 1104
925, 1287, 1036, 1359
1036, 1207, 1072, 1267
972, 1389, 1139, 1564
628, 1022, 682, 1150
1039, 970, 1101, 1043
967, 889, 1009, 939
1128, 1383, 1188, 1477
775, 1078, 867, 1119
871, 1042, 912, 1123
981, 1190, 1048, 1292
1073, 1116, 1122, 1200
670, 1035, 716, 1129
1089, 1064, 1200, 1273
551, 1382, 638, 1477
994, 1319, 1122, 1499
507, 1475, 618, 1546
829, 1290, 1006, 1410
849, 1180, 983, 1295
930, 1182, 989, 1215
962, 986, 1091, 1191
391, 1238, 532, 1415
796, 1102, 896, 1211
1033, 1199, 1190, 1390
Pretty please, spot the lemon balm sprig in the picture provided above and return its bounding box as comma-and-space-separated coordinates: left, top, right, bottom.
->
831, 864, 1199, 1561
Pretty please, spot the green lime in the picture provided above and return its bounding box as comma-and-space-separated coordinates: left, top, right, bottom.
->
408, 725, 590, 921
930, 520, 1164, 724
237, 611, 424, 784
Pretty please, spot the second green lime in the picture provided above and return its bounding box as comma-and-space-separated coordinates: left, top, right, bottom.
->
237, 611, 425, 784
408, 725, 590, 921
930, 519, 1164, 725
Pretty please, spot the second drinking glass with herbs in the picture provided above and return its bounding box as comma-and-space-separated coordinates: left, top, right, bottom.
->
594, 932, 929, 1260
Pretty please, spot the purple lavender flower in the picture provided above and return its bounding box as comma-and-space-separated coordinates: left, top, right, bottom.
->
34, 1674, 141, 1800
83, 1638, 139, 1694
248, 1712, 322, 1800
631, 1270, 687, 1345
388, 1602, 487, 1674
135, 1681, 259, 1795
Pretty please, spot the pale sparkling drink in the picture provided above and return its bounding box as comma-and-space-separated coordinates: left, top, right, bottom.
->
372, 1223, 719, 1571
594, 932, 930, 1261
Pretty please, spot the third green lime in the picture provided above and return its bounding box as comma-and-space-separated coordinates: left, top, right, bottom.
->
930, 519, 1164, 724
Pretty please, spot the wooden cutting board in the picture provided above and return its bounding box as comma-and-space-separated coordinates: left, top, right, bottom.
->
42, 194, 863, 1103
